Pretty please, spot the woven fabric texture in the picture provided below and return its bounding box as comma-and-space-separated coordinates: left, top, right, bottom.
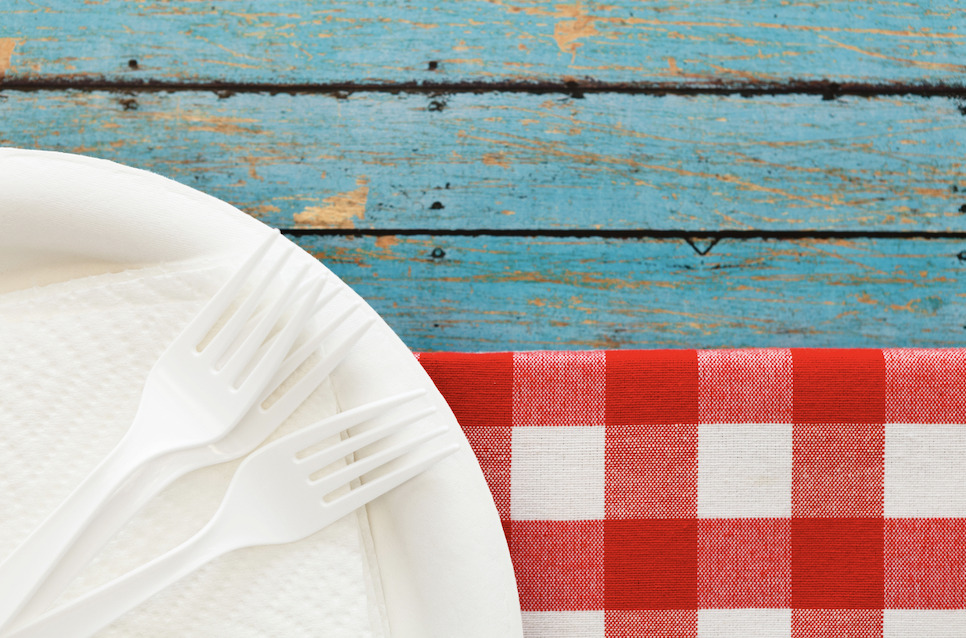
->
417, 349, 966, 638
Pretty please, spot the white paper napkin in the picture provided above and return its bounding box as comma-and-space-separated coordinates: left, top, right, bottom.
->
0, 257, 386, 637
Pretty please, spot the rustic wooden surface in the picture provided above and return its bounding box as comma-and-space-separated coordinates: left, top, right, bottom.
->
295, 235, 966, 350
3, 0, 965, 86
2, 90, 964, 232
1, 1, 965, 350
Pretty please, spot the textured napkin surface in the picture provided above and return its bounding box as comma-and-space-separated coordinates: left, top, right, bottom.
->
418, 349, 966, 638
0, 260, 381, 637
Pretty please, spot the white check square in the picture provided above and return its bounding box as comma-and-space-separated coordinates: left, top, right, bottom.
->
698, 609, 791, 638
885, 610, 966, 637
698, 424, 792, 518
522, 611, 605, 637
511, 425, 605, 520
886, 424, 966, 516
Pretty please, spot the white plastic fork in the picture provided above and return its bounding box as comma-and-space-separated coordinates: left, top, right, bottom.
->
11, 288, 375, 626
0, 232, 325, 629
3, 390, 458, 638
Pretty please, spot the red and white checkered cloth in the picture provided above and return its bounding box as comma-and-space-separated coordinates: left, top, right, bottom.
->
416, 349, 966, 638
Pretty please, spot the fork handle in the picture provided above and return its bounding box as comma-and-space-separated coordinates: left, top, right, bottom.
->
2, 520, 231, 638
0, 432, 161, 631
9, 452, 190, 628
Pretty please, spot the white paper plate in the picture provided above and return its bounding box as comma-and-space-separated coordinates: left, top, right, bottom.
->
0, 147, 523, 638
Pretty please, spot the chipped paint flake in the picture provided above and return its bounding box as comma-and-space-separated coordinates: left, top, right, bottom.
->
482, 152, 511, 167
553, 3, 598, 59
293, 177, 370, 229
0, 39, 20, 78
148, 111, 264, 136
247, 203, 281, 216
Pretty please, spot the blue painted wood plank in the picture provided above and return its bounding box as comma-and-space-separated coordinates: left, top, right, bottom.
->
1, 1, 964, 85
1, 90, 963, 232
291, 235, 966, 351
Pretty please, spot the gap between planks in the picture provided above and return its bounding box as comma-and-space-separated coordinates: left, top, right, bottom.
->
3, 78, 966, 100
283, 229, 966, 258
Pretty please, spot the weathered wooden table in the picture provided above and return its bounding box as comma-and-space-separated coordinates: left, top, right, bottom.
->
2, 1, 964, 351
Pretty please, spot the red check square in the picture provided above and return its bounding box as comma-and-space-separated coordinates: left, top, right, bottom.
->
513, 351, 605, 427
604, 519, 697, 610
792, 518, 884, 610
791, 609, 883, 638
419, 352, 513, 428
698, 348, 793, 424
884, 348, 966, 423
698, 518, 791, 608
792, 349, 885, 424
511, 520, 605, 612
606, 350, 698, 426
462, 425, 512, 520
885, 517, 966, 609
606, 423, 697, 519
605, 610, 697, 637
793, 423, 884, 518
